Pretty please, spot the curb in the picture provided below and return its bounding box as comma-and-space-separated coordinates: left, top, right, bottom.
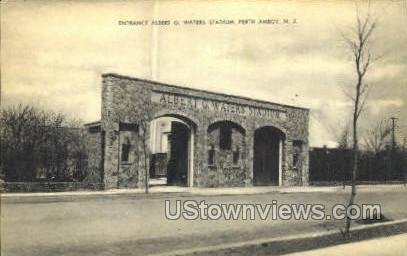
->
0, 188, 339, 200
1, 184, 405, 199
148, 218, 407, 256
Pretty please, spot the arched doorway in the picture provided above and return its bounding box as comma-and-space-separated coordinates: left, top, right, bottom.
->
149, 115, 195, 187
253, 126, 285, 186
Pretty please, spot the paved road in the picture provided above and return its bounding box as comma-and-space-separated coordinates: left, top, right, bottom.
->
1, 189, 406, 255
285, 233, 407, 256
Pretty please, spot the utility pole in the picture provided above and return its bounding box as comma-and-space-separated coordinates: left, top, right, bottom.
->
390, 117, 398, 151
404, 136, 406, 187
389, 117, 398, 181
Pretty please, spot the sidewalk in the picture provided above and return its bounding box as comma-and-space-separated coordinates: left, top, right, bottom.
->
1, 184, 405, 198
283, 233, 407, 256
149, 218, 407, 256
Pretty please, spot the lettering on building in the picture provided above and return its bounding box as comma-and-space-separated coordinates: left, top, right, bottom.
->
151, 91, 287, 120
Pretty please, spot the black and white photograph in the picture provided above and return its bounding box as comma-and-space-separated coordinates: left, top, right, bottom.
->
1, 0, 406, 255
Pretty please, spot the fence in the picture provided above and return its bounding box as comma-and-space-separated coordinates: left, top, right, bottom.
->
1, 182, 104, 193
309, 147, 406, 184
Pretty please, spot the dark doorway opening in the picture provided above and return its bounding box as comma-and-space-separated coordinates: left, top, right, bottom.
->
167, 121, 189, 186
253, 126, 284, 186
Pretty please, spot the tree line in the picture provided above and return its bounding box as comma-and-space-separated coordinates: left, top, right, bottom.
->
0, 105, 88, 182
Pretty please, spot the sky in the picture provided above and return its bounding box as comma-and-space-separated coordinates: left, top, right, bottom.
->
1, 0, 406, 147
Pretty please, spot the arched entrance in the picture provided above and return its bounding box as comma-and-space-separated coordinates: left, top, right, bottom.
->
253, 126, 285, 186
149, 115, 195, 187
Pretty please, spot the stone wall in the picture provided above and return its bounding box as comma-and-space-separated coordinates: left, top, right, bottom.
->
3, 182, 104, 193
202, 124, 247, 187
100, 73, 310, 188
117, 130, 140, 188
84, 129, 104, 183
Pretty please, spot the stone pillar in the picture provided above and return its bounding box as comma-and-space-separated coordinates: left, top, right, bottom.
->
194, 122, 206, 187
246, 128, 255, 186
283, 138, 294, 186
302, 143, 310, 186
101, 75, 120, 189
137, 122, 151, 188
103, 122, 119, 189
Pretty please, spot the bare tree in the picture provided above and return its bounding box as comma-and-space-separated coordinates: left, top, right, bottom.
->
337, 123, 352, 150
0, 104, 88, 182
340, 10, 378, 238
364, 119, 392, 154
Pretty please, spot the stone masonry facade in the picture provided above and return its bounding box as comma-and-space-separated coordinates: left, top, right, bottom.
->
87, 73, 310, 189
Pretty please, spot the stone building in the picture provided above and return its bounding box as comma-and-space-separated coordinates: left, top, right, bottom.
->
86, 73, 310, 189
